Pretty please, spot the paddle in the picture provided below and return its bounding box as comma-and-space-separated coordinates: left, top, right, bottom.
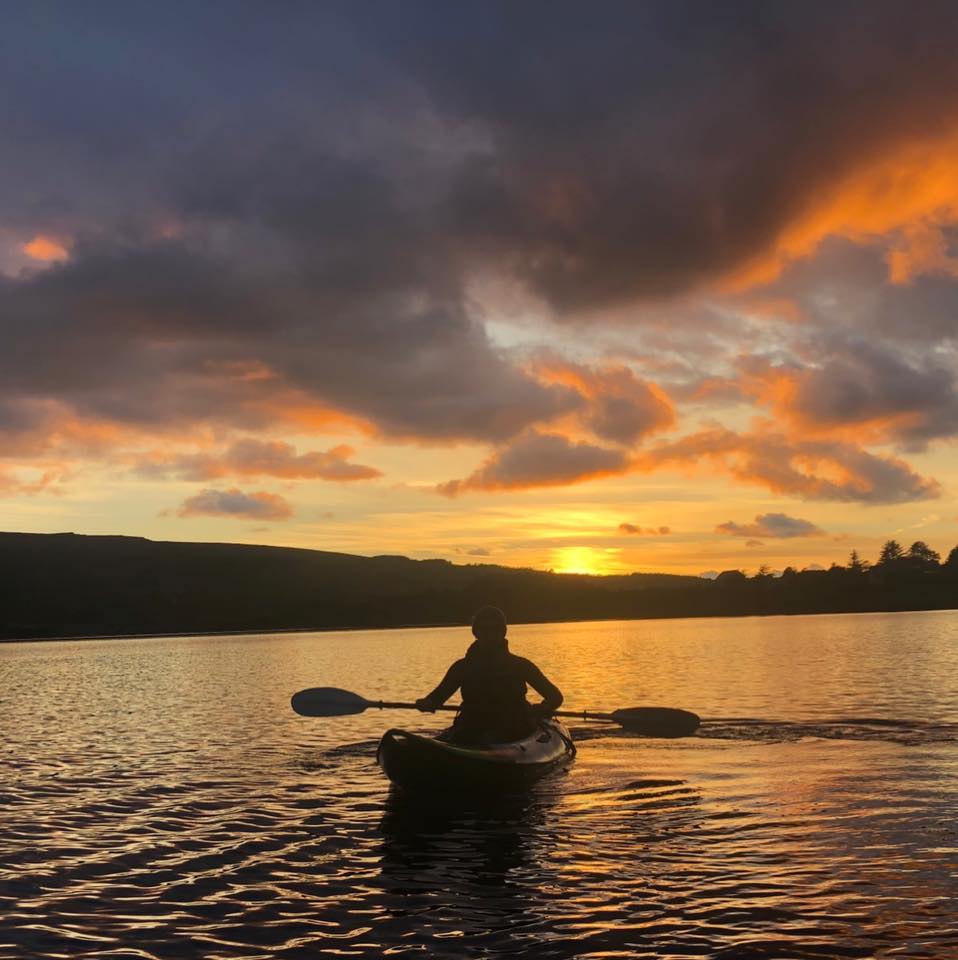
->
291, 687, 700, 737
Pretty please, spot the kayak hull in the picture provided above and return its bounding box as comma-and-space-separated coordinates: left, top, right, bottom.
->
377, 719, 574, 792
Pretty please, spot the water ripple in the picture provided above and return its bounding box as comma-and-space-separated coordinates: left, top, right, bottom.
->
3, 614, 958, 957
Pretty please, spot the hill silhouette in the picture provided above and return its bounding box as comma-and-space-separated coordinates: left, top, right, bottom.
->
1, 532, 956, 641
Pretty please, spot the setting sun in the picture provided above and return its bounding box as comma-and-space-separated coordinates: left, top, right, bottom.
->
552, 546, 612, 575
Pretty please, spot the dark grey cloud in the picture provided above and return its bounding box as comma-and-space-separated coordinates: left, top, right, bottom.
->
176, 487, 292, 520
716, 513, 824, 539
3, 1, 958, 466
356, 1, 958, 308
618, 524, 670, 536
754, 237, 958, 345
438, 430, 629, 496
0, 239, 578, 442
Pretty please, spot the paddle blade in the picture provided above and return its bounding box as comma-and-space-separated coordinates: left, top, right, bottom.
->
611, 707, 700, 737
291, 687, 370, 717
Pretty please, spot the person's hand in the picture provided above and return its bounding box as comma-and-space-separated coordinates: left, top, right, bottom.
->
415, 698, 436, 713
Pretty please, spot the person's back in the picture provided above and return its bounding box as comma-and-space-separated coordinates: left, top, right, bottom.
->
416, 606, 563, 744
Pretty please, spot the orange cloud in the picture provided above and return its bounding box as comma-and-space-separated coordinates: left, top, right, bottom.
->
635, 426, 939, 504
734, 351, 958, 448
887, 222, 958, 284
439, 416, 938, 503
533, 359, 675, 445
137, 439, 381, 482
438, 430, 630, 496
726, 129, 958, 289
0, 466, 68, 496
22, 235, 69, 263
261, 393, 374, 436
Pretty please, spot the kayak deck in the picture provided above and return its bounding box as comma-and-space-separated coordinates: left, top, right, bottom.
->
377, 719, 574, 792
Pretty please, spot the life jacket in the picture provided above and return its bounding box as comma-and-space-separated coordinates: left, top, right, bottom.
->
454, 639, 533, 743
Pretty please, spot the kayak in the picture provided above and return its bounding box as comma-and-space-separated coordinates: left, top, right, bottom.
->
377, 719, 575, 792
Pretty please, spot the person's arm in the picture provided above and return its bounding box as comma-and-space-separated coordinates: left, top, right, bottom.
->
521, 659, 563, 718
415, 659, 464, 712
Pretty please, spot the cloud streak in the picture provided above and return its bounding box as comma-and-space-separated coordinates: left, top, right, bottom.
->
176, 488, 293, 521
716, 513, 824, 539
619, 524, 671, 536
137, 440, 381, 482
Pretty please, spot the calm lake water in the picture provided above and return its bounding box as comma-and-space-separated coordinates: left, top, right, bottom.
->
2, 610, 958, 959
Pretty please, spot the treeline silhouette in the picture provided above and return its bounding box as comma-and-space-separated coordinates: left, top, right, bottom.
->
1, 532, 956, 641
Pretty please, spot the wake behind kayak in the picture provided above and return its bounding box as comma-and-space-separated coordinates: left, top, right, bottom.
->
377, 719, 575, 792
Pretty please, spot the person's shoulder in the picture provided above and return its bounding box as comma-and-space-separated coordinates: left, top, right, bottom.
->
511, 654, 539, 673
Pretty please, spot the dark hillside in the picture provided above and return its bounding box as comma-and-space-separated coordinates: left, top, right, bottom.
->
2, 533, 956, 641
0, 532, 701, 640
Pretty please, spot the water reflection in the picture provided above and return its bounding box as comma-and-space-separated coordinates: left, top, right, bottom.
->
376, 784, 561, 954
3, 612, 958, 958
379, 786, 552, 889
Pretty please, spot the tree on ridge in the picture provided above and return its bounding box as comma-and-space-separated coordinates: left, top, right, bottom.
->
907, 541, 940, 569
877, 540, 905, 565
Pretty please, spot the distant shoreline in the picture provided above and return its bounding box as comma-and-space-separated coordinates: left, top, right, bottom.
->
5, 605, 957, 646
4, 531, 956, 645
0, 621, 462, 645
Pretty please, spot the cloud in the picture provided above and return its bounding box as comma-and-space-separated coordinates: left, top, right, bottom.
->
753, 237, 958, 345
618, 523, 671, 535
137, 439, 381, 482
737, 342, 958, 450
535, 360, 675, 444
439, 417, 940, 502
176, 488, 293, 520
23, 235, 69, 263
0, 466, 67, 496
438, 430, 630, 496
0, 241, 579, 447
716, 512, 825, 539
636, 426, 940, 504
745, 539, 764, 548
367, 3, 958, 306
1, 2, 958, 505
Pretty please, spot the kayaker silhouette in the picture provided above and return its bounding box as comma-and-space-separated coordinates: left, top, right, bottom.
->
415, 606, 563, 745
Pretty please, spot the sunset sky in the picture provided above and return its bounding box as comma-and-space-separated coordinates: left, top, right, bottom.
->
3, 2, 958, 576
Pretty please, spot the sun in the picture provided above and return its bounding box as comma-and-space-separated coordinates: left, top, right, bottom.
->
551, 547, 610, 576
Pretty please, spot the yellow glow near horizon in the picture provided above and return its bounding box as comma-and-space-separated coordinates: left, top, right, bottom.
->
551, 546, 610, 576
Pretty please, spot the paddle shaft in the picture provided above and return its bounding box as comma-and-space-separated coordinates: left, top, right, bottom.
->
365, 698, 616, 724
